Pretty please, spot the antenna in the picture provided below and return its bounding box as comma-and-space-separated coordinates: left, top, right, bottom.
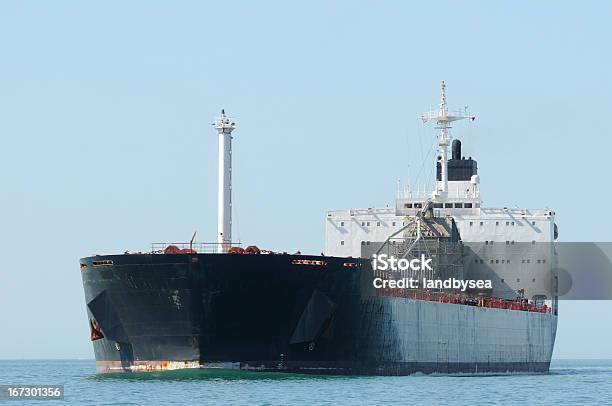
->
189, 231, 197, 251
421, 81, 475, 197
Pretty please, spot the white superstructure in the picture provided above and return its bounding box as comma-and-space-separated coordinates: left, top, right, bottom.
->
213, 110, 236, 253
325, 83, 557, 302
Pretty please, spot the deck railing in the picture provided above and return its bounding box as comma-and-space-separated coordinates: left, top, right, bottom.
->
150, 242, 242, 254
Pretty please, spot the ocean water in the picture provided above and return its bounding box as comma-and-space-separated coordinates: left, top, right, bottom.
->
0, 360, 611, 405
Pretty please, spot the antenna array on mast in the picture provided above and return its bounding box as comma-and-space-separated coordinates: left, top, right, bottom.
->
420, 81, 475, 196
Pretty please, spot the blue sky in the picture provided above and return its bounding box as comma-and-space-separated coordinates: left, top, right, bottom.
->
0, 1, 610, 358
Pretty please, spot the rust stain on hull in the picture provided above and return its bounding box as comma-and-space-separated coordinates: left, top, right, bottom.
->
96, 360, 201, 374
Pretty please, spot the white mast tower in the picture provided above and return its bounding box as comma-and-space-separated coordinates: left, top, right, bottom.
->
421, 81, 474, 198
213, 109, 236, 253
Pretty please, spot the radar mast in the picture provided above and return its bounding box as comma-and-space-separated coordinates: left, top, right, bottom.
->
421, 81, 475, 197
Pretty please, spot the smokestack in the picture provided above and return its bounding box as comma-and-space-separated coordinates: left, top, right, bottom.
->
212, 110, 236, 253
452, 139, 462, 161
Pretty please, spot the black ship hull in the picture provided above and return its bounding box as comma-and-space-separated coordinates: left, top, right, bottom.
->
80, 253, 556, 375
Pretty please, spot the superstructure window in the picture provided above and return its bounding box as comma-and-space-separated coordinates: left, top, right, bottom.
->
404, 203, 413, 208
532, 221, 536, 226
465, 203, 473, 208
469, 222, 473, 226
361, 222, 365, 226
377, 222, 381, 227
366, 222, 370, 226
496, 221, 499, 226
414, 203, 423, 208
392, 222, 396, 226
480, 221, 484, 226
506, 221, 510, 226
340, 221, 344, 227
454, 203, 463, 208
434, 203, 443, 208
340, 241, 345, 246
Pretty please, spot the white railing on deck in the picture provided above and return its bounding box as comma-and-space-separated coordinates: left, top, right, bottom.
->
150, 242, 242, 254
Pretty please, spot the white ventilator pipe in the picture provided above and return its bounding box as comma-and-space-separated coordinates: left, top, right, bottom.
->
212, 110, 236, 253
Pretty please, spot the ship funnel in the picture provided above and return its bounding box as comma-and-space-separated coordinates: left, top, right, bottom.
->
213, 110, 236, 253
452, 139, 461, 160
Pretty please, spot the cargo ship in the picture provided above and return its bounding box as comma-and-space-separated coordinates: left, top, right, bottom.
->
80, 83, 558, 374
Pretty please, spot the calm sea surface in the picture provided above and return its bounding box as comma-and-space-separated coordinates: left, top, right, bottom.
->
0, 359, 611, 405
